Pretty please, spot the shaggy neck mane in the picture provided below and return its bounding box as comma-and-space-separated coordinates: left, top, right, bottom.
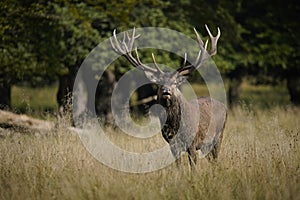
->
160, 91, 188, 142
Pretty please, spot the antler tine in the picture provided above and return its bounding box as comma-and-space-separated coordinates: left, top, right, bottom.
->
110, 28, 158, 73
110, 37, 117, 52
173, 52, 190, 76
114, 30, 141, 69
205, 24, 221, 56
194, 25, 221, 68
128, 27, 139, 51
183, 52, 187, 66
192, 27, 208, 69
122, 32, 126, 46
176, 25, 221, 76
134, 48, 157, 72
204, 40, 208, 51
193, 27, 205, 48
151, 53, 164, 74
110, 29, 124, 54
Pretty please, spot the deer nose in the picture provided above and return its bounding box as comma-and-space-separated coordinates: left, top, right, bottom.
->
162, 88, 172, 99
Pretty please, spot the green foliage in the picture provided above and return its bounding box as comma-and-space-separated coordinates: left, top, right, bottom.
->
0, 0, 299, 104
0, 0, 174, 85
0, 0, 44, 84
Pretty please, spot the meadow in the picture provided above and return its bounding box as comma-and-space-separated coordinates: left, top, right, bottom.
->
0, 83, 299, 199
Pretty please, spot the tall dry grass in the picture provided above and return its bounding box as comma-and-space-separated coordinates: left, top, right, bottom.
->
0, 106, 299, 200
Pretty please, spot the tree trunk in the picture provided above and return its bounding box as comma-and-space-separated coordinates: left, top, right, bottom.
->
56, 64, 81, 127
0, 81, 11, 110
95, 70, 116, 125
57, 74, 74, 114
57, 61, 84, 116
227, 67, 244, 108
228, 77, 242, 108
287, 77, 300, 105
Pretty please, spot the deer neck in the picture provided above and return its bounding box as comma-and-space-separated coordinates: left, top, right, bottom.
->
161, 91, 188, 142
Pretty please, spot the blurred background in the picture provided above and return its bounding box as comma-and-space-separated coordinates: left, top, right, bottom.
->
0, 0, 299, 122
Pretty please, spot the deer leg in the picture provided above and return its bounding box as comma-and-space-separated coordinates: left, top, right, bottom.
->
170, 144, 182, 168
187, 147, 197, 170
206, 130, 224, 162
175, 156, 182, 169
206, 148, 217, 162
210, 113, 226, 161
215, 129, 224, 158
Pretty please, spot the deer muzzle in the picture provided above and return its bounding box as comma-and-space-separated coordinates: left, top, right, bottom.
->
162, 89, 172, 100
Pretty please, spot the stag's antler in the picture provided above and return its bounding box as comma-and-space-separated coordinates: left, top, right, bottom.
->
110, 28, 164, 75
110, 26, 221, 79
176, 25, 221, 76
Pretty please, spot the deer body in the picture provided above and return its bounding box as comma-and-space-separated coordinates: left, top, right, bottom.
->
157, 83, 227, 168
110, 25, 227, 169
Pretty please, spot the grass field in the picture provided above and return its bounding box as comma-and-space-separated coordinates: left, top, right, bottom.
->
1, 84, 299, 199
11, 82, 290, 115
11, 85, 58, 119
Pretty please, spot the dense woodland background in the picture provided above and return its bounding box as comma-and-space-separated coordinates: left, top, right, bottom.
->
0, 0, 299, 120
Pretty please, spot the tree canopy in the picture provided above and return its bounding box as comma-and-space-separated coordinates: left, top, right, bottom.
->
0, 0, 299, 108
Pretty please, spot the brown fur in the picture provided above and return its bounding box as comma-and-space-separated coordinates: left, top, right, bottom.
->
158, 87, 227, 169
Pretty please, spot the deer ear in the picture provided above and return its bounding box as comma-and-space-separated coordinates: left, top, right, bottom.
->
177, 66, 193, 77
144, 71, 160, 83
176, 67, 193, 85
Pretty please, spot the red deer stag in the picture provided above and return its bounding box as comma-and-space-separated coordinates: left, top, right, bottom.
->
110, 26, 227, 169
